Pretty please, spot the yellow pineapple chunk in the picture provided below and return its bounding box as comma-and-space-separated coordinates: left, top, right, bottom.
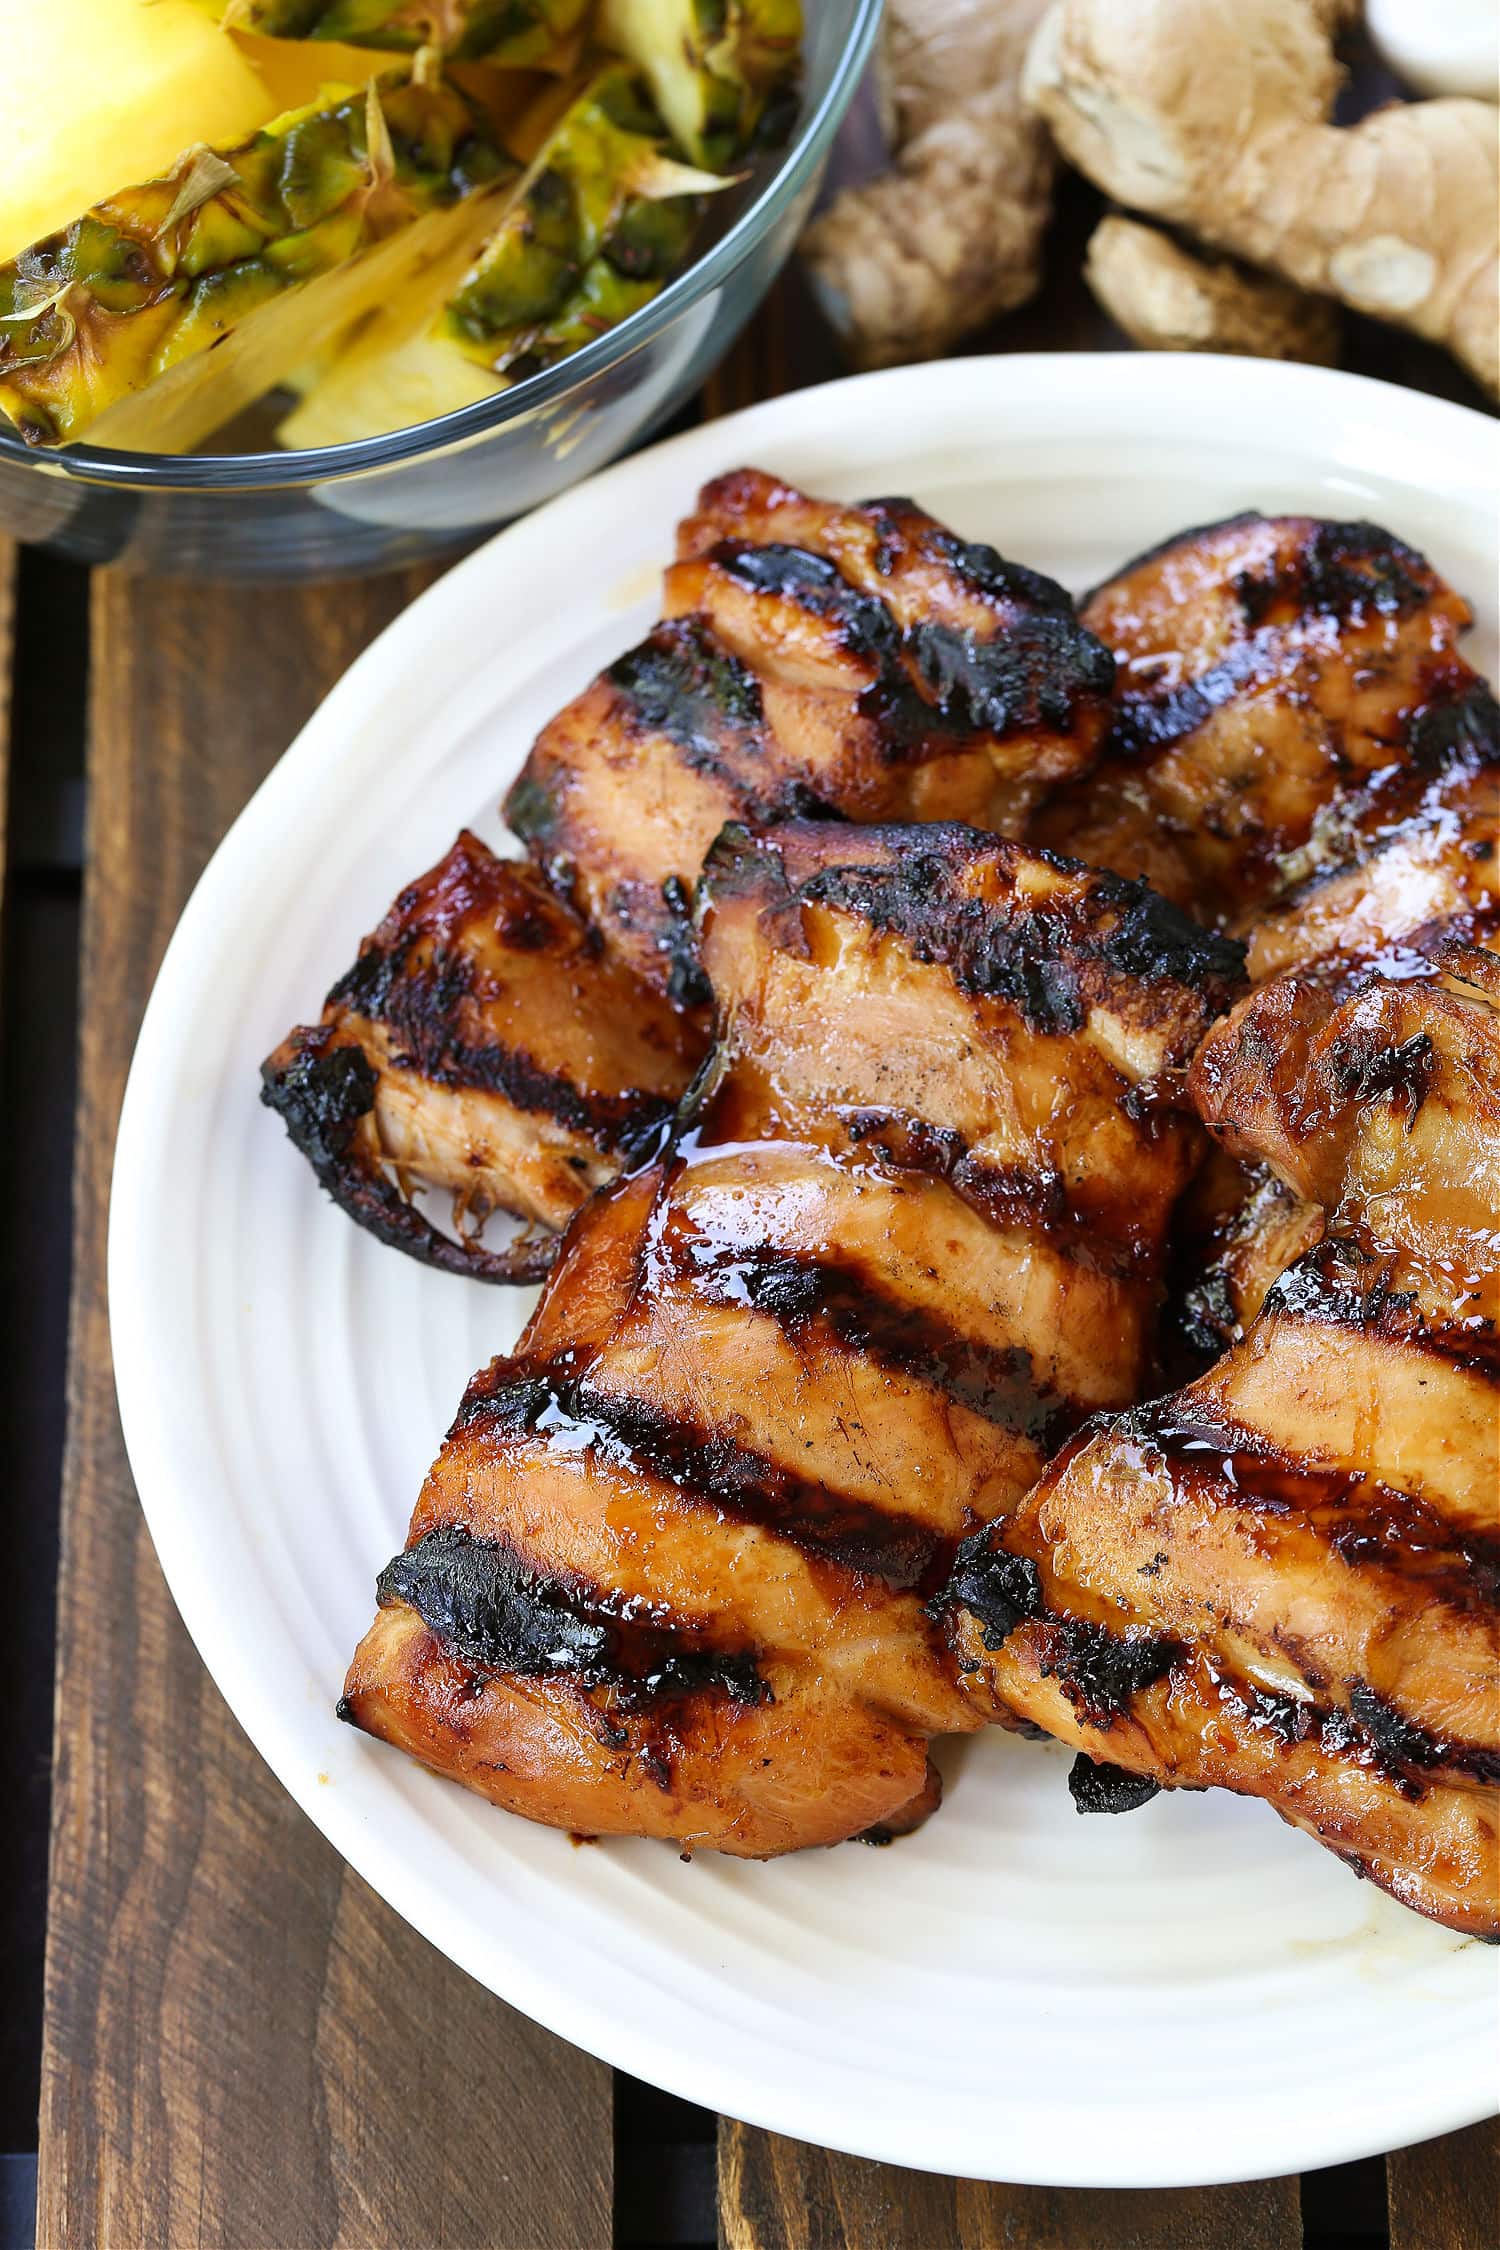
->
0, 0, 386, 263
101, 176, 519, 455
235, 30, 394, 108
276, 185, 520, 451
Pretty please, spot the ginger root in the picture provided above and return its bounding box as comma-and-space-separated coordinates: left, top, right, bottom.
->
1087, 215, 1341, 363
1024, 0, 1498, 395
800, 0, 1056, 368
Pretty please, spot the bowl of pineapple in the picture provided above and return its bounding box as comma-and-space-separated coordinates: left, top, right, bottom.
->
0, 0, 879, 576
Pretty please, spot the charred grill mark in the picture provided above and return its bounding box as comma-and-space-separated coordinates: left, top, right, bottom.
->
945, 1475, 1499, 1772
261, 1027, 375, 1177
708, 529, 1114, 747
652, 1222, 1082, 1450
1341, 1681, 1500, 1789
606, 613, 764, 741
510, 617, 844, 1007
1308, 1688, 1500, 1795
259, 1030, 558, 1284
500, 768, 560, 848
1264, 1244, 1500, 1373
1236, 519, 1438, 626
709, 539, 899, 660
783, 836, 1244, 1028
833, 1107, 1162, 1279
1097, 520, 1457, 766
1068, 1756, 1162, 1814
901, 613, 1116, 740
952, 1561, 1500, 1798
327, 942, 674, 1155
1198, 1658, 1498, 1797
1124, 1400, 1500, 1613
1088, 870, 1250, 990
453, 1366, 949, 1590
509, 618, 834, 853
656, 874, 712, 1010
409, 1028, 669, 1154
1262, 732, 1499, 924
1106, 636, 1284, 761
1030, 1617, 1182, 1728
899, 518, 1083, 617
1330, 1030, 1434, 1125
375, 1523, 768, 1710
940, 1532, 1044, 1646
1406, 682, 1500, 769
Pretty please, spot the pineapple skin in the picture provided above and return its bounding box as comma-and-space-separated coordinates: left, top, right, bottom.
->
276, 64, 709, 448
444, 66, 705, 369
0, 75, 513, 448
210, 0, 591, 65
597, 0, 802, 170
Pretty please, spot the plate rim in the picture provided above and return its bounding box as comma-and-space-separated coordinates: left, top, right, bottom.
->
109, 352, 1500, 2187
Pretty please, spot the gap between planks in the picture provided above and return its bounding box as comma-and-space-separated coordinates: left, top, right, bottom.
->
36, 568, 612, 2250
717, 2124, 1302, 2250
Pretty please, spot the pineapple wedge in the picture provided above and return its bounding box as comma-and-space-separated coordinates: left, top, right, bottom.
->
0, 0, 386, 262
597, 0, 801, 170
0, 72, 523, 451
278, 64, 720, 449
202, 1, 591, 65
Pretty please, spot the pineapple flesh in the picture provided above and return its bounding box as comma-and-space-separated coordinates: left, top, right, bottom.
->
202, 1, 592, 65
0, 0, 386, 263
0, 72, 519, 450
597, 0, 802, 170
0, 0, 802, 453
279, 63, 718, 449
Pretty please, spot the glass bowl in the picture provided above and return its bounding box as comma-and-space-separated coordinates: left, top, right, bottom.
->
0, 0, 881, 579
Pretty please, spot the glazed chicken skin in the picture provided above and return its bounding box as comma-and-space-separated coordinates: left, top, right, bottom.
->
1170, 713, 1497, 1359
1031, 511, 1492, 936
267, 469, 1115, 1278
1245, 689, 1499, 983
262, 833, 703, 1280
506, 469, 1117, 1004
1082, 518, 1500, 1365
340, 822, 1244, 1855
942, 946, 1500, 1935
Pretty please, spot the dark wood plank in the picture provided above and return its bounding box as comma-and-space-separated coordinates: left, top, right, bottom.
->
1388, 2121, 1498, 2250
719, 2129, 1301, 2250
37, 569, 613, 2250
700, 262, 839, 420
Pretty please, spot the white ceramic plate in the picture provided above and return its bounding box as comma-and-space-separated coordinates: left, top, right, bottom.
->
111, 357, 1500, 2188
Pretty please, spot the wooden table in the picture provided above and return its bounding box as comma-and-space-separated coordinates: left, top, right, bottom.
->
18, 185, 1498, 2249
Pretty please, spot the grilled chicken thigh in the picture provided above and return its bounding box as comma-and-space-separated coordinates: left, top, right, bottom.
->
340, 822, 1243, 1853
1245, 694, 1499, 982
267, 469, 1115, 1277
506, 469, 1116, 1003
262, 833, 702, 1280
1065, 515, 1500, 1364
1032, 512, 1491, 934
942, 946, 1500, 1934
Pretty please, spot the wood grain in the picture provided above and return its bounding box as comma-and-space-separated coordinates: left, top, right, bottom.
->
37, 570, 612, 2250
719, 2126, 1301, 2250
1388, 2121, 1499, 2250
